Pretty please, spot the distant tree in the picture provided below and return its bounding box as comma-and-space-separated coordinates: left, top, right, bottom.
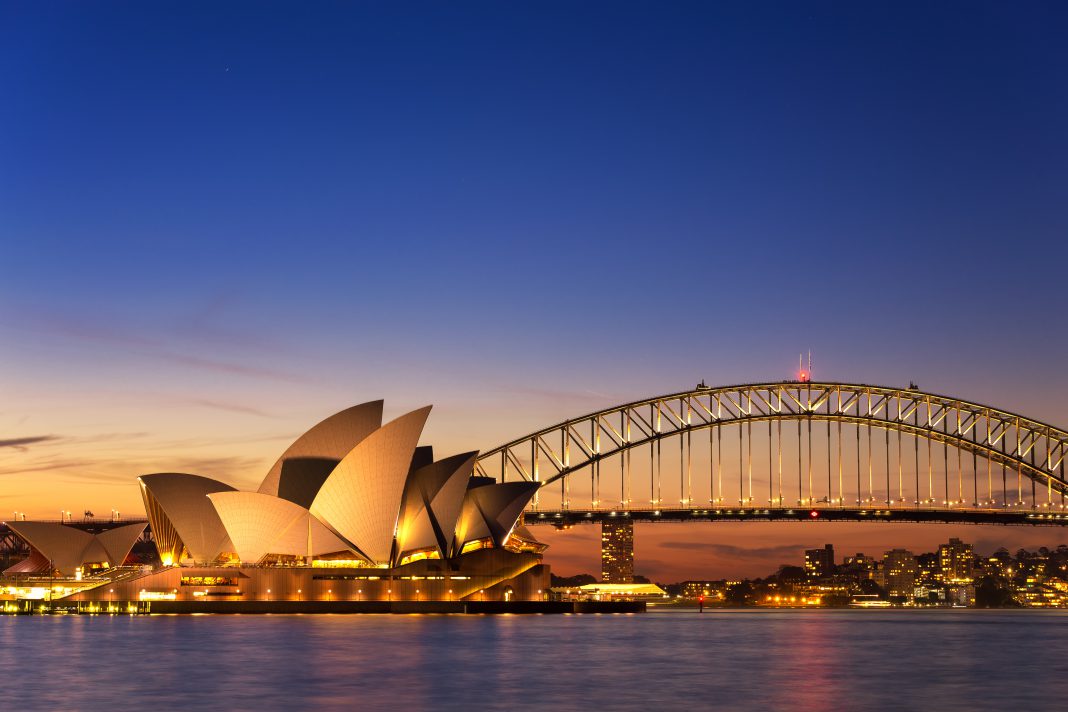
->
857, 579, 887, 599
775, 565, 806, 584
726, 581, 754, 606
822, 594, 852, 607
975, 576, 1019, 608
550, 573, 597, 587
633, 574, 651, 584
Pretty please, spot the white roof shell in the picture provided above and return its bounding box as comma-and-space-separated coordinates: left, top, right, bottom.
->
139, 473, 236, 564
310, 406, 432, 564
395, 451, 477, 562
208, 491, 350, 563
6, 521, 146, 575
258, 401, 383, 501
453, 481, 540, 553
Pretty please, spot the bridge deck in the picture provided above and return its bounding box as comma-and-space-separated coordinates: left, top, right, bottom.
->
525, 506, 1068, 527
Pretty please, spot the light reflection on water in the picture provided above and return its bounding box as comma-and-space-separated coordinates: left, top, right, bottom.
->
3, 609, 1067, 710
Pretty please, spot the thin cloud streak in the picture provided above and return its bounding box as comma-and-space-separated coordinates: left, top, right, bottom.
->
658, 542, 807, 558
149, 352, 311, 384
187, 399, 277, 418
0, 454, 266, 486
1, 310, 155, 347
0, 435, 61, 450
3, 308, 309, 384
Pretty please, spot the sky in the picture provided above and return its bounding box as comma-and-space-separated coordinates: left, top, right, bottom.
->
2, 2, 1067, 581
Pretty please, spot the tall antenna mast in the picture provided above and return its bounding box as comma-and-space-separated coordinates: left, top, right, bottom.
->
798, 353, 811, 383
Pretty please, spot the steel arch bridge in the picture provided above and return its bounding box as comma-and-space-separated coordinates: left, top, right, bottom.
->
475, 381, 1068, 527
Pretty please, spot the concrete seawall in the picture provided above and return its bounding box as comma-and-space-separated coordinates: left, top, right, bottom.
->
140, 600, 645, 615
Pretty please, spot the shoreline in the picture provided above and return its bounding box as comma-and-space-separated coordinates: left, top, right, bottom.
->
1, 600, 646, 615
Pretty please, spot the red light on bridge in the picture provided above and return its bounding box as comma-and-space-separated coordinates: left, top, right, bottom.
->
797, 352, 812, 382
809, 510, 819, 518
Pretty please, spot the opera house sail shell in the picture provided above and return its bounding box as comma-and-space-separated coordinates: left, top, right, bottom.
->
207, 491, 350, 564
453, 480, 541, 555
3, 521, 146, 576
258, 400, 384, 506
394, 451, 478, 563
139, 473, 235, 565
308, 406, 433, 564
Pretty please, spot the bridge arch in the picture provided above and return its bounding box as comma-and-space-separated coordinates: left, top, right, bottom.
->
475, 382, 1068, 513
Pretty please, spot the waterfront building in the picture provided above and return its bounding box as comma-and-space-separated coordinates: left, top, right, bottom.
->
912, 585, 938, 603
551, 582, 666, 602
916, 552, 940, 586
840, 552, 877, 580
882, 549, 919, 599
679, 580, 727, 600
938, 538, 974, 584
601, 519, 634, 583
804, 544, 835, 578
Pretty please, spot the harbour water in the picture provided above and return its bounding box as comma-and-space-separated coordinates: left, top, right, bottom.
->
3, 609, 1067, 710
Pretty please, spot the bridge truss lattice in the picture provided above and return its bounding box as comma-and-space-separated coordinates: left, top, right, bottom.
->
475, 382, 1068, 520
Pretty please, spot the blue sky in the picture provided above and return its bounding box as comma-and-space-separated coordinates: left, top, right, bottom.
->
2, 2, 1066, 578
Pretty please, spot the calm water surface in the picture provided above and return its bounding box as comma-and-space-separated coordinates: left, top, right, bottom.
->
3, 609, 1067, 710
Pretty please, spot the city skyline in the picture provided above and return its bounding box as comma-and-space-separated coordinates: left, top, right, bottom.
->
655, 536, 1068, 609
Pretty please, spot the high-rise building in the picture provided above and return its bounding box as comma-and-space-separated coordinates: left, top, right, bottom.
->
601, 520, 634, 583
938, 538, 974, 583
882, 549, 919, 598
804, 544, 835, 578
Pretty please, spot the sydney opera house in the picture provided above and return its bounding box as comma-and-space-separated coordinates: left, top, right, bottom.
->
3, 401, 550, 608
